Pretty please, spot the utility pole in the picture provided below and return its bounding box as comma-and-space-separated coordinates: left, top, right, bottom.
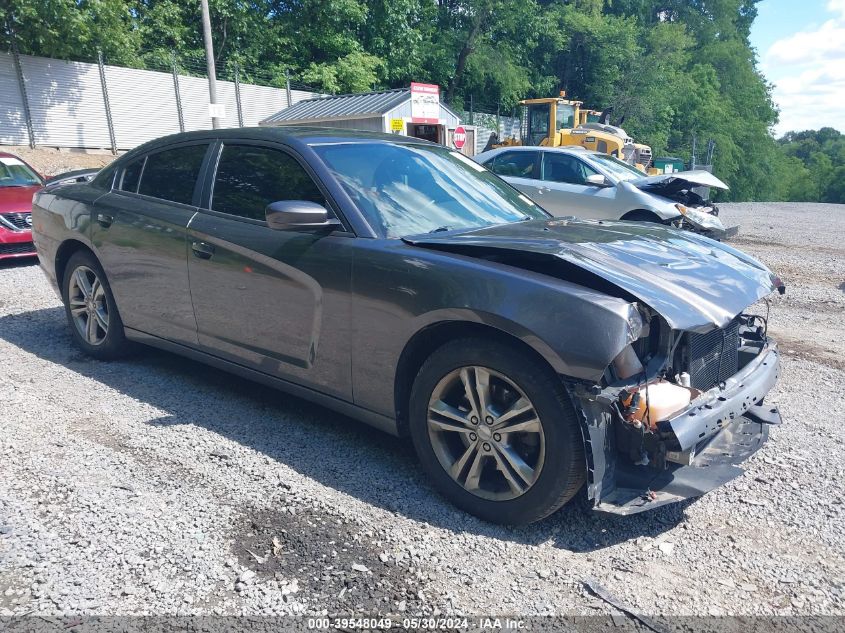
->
200, 0, 220, 129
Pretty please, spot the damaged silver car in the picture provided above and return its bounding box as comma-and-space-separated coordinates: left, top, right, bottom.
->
33, 128, 782, 524
475, 145, 737, 240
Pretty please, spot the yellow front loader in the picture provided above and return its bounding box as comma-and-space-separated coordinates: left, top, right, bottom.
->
497, 95, 655, 172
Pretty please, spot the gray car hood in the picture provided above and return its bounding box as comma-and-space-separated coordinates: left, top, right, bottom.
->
405, 218, 781, 332
632, 169, 729, 191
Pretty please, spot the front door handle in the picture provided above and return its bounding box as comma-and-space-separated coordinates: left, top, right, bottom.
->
96, 213, 113, 228
191, 241, 215, 259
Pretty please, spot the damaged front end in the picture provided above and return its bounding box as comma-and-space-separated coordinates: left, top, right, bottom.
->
570, 306, 781, 515
635, 170, 739, 239
406, 217, 786, 515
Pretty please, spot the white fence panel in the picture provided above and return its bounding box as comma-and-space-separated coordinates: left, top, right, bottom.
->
0, 53, 326, 149
239, 83, 286, 126
179, 74, 240, 131
0, 52, 29, 145
106, 64, 181, 149
20, 55, 112, 149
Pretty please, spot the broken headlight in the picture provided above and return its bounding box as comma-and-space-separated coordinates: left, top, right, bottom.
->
675, 204, 725, 232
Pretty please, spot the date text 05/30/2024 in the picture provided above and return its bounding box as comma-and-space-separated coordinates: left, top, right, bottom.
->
307, 617, 525, 629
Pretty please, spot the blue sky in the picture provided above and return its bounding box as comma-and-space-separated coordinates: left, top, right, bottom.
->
750, 0, 845, 135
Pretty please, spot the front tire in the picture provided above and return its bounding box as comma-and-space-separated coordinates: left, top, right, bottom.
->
62, 250, 130, 360
409, 338, 586, 525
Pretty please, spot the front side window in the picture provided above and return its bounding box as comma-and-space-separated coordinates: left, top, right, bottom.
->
137, 144, 209, 205
0, 156, 42, 187
488, 151, 538, 178
313, 142, 547, 238
212, 145, 326, 221
541, 153, 598, 185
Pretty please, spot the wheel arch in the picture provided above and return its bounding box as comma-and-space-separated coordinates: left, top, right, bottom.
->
55, 239, 98, 290
620, 208, 664, 223
393, 320, 566, 437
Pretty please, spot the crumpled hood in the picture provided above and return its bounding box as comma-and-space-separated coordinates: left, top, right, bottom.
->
633, 169, 729, 191
404, 218, 781, 332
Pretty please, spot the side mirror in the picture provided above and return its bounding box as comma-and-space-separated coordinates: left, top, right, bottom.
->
265, 200, 340, 231
585, 174, 611, 187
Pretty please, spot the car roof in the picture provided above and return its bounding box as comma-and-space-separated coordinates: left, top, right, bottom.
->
479, 145, 599, 158
138, 126, 433, 151
112, 126, 440, 167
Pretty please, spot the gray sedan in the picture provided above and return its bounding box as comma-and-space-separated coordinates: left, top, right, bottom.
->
475, 146, 734, 238
33, 127, 779, 523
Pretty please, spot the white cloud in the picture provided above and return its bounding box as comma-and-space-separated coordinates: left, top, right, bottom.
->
766, 20, 845, 66
828, 0, 845, 16
763, 2, 845, 135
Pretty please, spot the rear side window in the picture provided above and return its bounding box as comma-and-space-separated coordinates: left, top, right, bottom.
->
212, 145, 326, 221
138, 144, 209, 205
541, 152, 598, 185
119, 157, 144, 193
487, 151, 537, 178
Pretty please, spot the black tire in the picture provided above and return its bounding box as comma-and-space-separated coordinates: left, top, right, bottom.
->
408, 338, 586, 525
620, 209, 662, 223
61, 250, 130, 360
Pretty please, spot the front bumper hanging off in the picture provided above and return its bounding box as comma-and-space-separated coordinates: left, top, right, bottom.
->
578, 346, 782, 516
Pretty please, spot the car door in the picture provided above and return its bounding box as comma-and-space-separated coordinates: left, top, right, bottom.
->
186, 142, 353, 400
91, 142, 212, 346
537, 151, 620, 219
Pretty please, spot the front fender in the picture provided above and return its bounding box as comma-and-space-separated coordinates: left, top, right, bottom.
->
394, 258, 641, 382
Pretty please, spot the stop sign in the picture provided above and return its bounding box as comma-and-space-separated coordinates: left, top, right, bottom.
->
453, 126, 467, 149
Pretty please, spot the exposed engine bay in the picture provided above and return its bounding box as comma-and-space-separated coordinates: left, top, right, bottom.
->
570, 305, 782, 514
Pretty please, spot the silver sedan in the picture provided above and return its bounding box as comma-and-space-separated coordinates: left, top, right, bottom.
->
475, 146, 734, 239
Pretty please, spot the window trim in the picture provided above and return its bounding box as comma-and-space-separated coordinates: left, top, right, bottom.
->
199, 140, 352, 234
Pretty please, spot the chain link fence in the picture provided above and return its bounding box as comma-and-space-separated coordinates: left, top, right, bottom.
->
0, 48, 323, 153
445, 97, 523, 153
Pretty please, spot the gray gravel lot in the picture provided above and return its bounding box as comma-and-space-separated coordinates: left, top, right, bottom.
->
0, 202, 843, 618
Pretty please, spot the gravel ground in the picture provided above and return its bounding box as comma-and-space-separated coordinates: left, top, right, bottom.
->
0, 202, 843, 619
0, 146, 116, 178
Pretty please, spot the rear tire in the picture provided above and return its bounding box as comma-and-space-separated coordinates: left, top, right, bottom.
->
61, 250, 130, 360
408, 338, 586, 525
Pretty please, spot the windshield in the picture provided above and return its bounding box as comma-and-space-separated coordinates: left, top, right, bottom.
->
312, 142, 548, 238
0, 156, 41, 187
588, 152, 645, 182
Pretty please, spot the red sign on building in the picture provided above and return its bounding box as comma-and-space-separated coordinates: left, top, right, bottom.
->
410, 82, 440, 124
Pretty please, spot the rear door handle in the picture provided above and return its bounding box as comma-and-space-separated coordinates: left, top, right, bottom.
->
191, 241, 215, 259
96, 213, 113, 228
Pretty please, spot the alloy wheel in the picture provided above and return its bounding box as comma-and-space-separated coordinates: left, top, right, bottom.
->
427, 366, 546, 501
68, 265, 109, 346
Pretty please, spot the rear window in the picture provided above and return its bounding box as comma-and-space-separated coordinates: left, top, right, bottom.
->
138, 144, 209, 205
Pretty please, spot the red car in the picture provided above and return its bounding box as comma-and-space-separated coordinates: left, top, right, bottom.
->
0, 151, 44, 261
